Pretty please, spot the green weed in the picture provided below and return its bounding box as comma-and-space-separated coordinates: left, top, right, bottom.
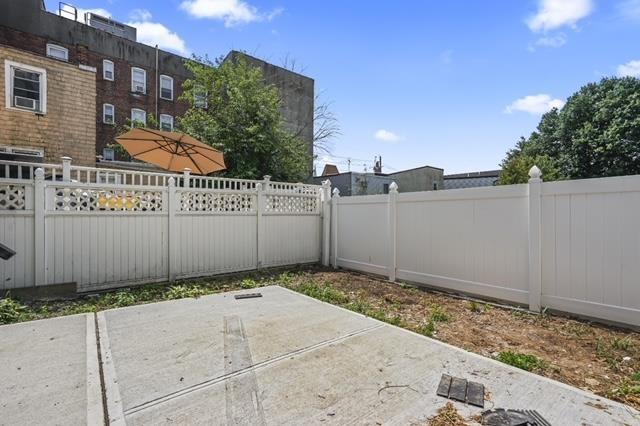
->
240, 278, 257, 289
417, 320, 437, 337
295, 281, 349, 305
164, 285, 206, 300
430, 305, 450, 323
496, 351, 546, 372
611, 336, 634, 351
102, 291, 136, 307
0, 298, 34, 324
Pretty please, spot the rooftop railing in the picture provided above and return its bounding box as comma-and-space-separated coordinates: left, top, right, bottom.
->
0, 157, 321, 195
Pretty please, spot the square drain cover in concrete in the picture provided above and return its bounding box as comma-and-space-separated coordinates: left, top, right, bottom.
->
436, 374, 485, 408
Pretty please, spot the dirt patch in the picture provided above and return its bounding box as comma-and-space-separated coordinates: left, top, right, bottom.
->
286, 269, 640, 410
426, 402, 469, 426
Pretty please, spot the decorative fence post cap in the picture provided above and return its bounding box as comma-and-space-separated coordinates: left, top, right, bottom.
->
321, 180, 331, 188
61, 156, 72, 162
263, 175, 271, 181
168, 177, 175, 185
35, 167, 45, 179
389, 181, 398, 192
256, 182, 263, 191
183, 168, 191, 173
528, 165, 542, 179
332, 188, 340, 196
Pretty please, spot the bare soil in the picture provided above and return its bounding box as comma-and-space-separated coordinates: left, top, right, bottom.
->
287, 269, 640, 410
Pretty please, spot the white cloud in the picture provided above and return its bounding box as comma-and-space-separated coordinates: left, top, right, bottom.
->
180, 0, 283, 27
617, 60, 640, 78
505, 94, 565, 115
129, 9, 152, 22
534, 33, 567, 48
618, 0, 640, 21
527, 0, 593, 32
374, 129, 401, 143
126, 17, 190, 56
60, 5, 112, 21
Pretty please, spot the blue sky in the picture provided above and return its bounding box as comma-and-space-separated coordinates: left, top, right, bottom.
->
47, 0, 640, 174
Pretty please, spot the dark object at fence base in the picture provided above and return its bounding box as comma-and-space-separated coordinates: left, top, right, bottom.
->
0, 243, 16, 260
436, 373, 485, 408
481, 408, 551, 426
234, 293, 263, 300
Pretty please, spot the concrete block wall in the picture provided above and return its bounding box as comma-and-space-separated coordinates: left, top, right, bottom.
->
0, 45, 96, 165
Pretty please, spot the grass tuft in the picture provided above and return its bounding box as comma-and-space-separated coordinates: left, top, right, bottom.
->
496, 351, 546, 372
0, 297, 34, 324
295, 281, 349, 305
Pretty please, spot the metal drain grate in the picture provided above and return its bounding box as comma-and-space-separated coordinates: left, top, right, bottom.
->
234, 293, 263, 300
436, 374, 485, 408
481, 408, 551, 426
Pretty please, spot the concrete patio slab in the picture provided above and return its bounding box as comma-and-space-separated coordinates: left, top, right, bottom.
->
0, 314, 103, 426
1, 285, 639, 425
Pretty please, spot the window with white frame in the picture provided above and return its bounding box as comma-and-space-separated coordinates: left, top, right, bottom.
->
4, 61, 47, 113
159, 114, 174, 131
159, 75, 173, 100
103, 103, 115, 124
131, 67, 146, 93
103, 60, 114, 81
46, 43, 68, 61
102, 148, 115, 161
194, 85, 207, 108
131, 108, 146, 127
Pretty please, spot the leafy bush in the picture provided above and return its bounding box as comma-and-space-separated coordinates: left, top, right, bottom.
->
496, 351, 546, 372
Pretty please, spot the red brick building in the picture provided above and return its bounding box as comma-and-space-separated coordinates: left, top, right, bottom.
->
0, 0, 314, 172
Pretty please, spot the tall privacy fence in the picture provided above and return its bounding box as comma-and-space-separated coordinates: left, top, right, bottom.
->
0, 158, 322, 292
1, 158, 638, 327
327, 167, 640, 328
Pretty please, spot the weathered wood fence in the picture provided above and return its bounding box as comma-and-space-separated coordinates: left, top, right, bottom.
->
0, 159, 323, 292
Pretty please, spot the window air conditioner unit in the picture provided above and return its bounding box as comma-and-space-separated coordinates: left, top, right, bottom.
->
14, 96, 38, 111
134, 85, 145, 93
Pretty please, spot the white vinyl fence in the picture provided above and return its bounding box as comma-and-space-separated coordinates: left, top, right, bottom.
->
329, 168, 640, 328
0, 160, 322, 292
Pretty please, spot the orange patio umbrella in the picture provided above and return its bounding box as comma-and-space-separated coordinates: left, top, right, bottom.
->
115, 128, 226, 175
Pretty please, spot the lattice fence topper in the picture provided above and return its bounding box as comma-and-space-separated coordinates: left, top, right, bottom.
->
54, 187, 163, 211
265, 194, 318, 213
0, 184, 26, 210
180, 191, 255, 212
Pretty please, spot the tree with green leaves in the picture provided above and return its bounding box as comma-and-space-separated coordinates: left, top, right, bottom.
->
179, 55, 311, 182
499, 77, 640, 184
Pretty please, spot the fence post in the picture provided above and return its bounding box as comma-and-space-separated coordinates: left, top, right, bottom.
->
183, 168, 191, 188
528, 166, 543, 312
388, 181, 398, 282
61, 156, 72, 182
167, 177, 176, 282
256, 182, 264, 269
331, 188, 340, 268
34, 168, 46, 286
321, 180, 332, 266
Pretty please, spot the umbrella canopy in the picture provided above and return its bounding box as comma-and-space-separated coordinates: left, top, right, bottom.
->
115, 128, 226, 175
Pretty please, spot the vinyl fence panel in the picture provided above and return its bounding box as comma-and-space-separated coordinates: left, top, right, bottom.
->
0, 161, 323, 293
331, 171, 640, 328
